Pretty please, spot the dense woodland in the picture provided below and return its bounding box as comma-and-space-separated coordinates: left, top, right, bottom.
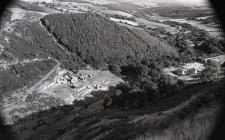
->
164, 21, 225, 59
41, 13, 178, 69
1, 21, 85, 70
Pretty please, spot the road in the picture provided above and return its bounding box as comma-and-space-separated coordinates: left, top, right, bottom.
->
26, 59, 60, 94
1, 59, 60, 124
0, 58, 46, 69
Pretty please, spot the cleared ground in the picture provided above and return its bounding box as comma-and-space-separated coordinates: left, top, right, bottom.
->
38, 69, 124, 103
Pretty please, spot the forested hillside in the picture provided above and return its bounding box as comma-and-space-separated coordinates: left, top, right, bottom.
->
41, 13, 178, 69
1, 21, 84, 69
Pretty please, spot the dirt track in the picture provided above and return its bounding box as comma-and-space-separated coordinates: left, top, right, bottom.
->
26, 59, 60, 94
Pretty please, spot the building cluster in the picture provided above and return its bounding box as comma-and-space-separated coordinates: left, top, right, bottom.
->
163, 62, 205, 82
43, 69, 110, 103
56, 70, 95, 87
172, 62, 205, 76
164, 55, 225, 82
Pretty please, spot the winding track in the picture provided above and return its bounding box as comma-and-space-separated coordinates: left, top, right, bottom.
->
26, 59, 60, 95
0, 58, 46, 68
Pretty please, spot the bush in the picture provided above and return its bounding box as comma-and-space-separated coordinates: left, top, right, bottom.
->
177, 80, 186, 87
108, 64, 121, 75
158, 74, 177, 96
200, 67, 216, 83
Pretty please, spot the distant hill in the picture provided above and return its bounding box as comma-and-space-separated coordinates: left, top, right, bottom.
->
41, 13, 177, 68
14, 0, 58, 13
20, 0, 54, 3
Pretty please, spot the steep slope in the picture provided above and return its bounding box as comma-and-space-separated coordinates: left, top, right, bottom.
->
41, 13, 178, 68
0, 59, 56, 96
1, 19, 82, 68
15, 80, 223, 140
0, 10, 12, 29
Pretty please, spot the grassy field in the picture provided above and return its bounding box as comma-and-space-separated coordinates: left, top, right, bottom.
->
135, 105, 219, 140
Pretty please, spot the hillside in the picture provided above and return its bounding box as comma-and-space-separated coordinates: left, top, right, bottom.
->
0, 10, 12, 29
41, 13, 178, 68
0, 59, 56, 96
11, 78, 224, 140
0, 2, 224, 140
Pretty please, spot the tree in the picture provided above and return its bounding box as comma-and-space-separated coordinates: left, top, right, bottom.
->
136, 64, 148, 78
172, 33, 188, 53
158, 75, 177, 96
103, 94, 112, 109
206, 60, 221, 78
177, 80, 186, 87
201, 59, 221, 82
108, 64, 121, 75
200, 67, 215, 83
